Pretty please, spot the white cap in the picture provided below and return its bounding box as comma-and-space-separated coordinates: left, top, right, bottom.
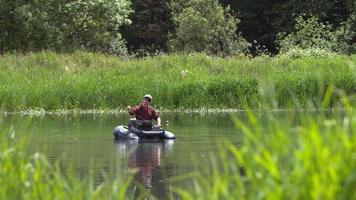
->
143, 94, 152, 100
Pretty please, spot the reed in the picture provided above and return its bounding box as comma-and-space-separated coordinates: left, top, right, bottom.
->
172, 107, 356, 199
0, 51, 355, 111
0, 133, 150, 200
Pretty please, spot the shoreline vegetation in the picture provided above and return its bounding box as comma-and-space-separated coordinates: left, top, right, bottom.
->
0, 51, 355, 112
0, 108, 353, 116
0, 51, 355, 199
1, 1, 354, 198
173, 109, 356, 199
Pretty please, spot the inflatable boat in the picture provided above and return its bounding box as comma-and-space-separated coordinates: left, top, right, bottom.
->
113, 119, 176, 140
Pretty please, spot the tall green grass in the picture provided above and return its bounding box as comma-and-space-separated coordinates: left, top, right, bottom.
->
172, 108, 356, 199
0, 51, 355, 111
0, 133, 151, 199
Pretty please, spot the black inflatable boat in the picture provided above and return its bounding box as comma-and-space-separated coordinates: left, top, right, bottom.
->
113, 119, 176, 140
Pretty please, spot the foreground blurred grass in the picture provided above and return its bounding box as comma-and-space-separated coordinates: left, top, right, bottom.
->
1, 109, 355, 199
173, 108, 356, 200
0, 51, 355, 111
0, 132, 149, 200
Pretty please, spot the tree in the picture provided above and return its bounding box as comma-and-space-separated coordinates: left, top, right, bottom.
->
0, 0, 29, 52
168, 0, 250, 56
343, 2, 356, 54
220, 0, 352, 54
121, 0, 174, 56
0, 0, 132, 55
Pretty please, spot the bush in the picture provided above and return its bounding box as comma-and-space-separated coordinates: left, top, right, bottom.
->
168, 0, 250, 57
277, 14, 355, 57
277, 15, 337, 56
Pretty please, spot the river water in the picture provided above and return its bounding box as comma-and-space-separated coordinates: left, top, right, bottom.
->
2, 112, 247, 198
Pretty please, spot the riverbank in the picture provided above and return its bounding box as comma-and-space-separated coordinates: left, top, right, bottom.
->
0, 51, 355, 111
0, 108, 352, 117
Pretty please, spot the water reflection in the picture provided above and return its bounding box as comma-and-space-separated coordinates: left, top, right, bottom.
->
114, 139, 174, 197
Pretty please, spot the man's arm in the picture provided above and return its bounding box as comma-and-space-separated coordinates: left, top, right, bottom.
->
156, 116, 161, 127
128, 106, 136, 115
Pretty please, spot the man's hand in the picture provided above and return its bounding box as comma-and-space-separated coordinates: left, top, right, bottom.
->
127, 106, 132, 113
153, 124, 161, 130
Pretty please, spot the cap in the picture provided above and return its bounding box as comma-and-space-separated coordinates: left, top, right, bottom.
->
143, 94, 152, 100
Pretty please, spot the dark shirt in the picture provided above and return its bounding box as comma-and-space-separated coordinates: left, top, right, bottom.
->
129, 104, 159, 121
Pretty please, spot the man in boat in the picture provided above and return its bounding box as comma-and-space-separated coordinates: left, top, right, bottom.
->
128, 94, 161, 129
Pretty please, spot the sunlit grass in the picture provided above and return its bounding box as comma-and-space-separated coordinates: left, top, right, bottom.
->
173, 108, 356, 200
0, 51, 354, 111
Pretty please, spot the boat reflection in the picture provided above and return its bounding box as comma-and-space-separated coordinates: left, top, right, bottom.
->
114, 139, 175, 197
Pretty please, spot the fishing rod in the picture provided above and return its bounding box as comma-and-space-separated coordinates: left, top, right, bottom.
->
127, 106, 145, 120
127, 106, 163, 128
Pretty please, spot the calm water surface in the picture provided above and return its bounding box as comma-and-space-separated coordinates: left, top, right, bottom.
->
3, 112, 247, 198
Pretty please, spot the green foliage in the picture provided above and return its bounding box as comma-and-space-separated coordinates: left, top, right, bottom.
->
277, 48, 338, 59
0, 135, 142, 199
168, 0, 250, 56
0, 0, 132, 55
122, 0, 174, 56
332, 20, 354, 54
221, 0, 352, 54
0, 0, 354, 55
0, 52, 355, 111
277, 15, 337, 56
207, 77, 258, 107
338, 4, 356, 54
277, 14, 355, 57
174, 109, 356, 199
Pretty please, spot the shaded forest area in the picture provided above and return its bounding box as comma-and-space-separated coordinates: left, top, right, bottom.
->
1, 0, 355, 56
124, 0, 355, 55
220, 0, 354, 53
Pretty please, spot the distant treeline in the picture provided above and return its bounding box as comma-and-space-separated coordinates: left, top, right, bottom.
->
0, 0, 355, 56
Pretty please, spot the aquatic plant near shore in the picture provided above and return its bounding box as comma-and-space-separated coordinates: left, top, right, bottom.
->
172, 108, 356, 199
0, 51, 354, 111
0, 134, 150, 200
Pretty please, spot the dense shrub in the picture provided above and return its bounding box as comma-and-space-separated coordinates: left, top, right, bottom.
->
168, 0, 250, 56
277, 14, 355, 57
